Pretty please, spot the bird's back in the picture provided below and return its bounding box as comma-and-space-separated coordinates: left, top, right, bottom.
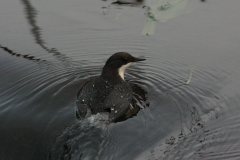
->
76, 76, 133, 121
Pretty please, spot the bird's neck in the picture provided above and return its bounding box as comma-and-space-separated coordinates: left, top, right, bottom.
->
101, 66, 124, 83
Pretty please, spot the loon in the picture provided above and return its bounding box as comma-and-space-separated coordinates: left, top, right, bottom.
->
76, 52, 146, 122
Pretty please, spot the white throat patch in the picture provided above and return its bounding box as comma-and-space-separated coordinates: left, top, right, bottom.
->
118, 62, 133, 80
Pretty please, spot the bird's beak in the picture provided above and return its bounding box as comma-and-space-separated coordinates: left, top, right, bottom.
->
133, 57, 146, 62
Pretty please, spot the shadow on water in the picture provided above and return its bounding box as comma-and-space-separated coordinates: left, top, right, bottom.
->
20, 0, 72, 67
0, 44, 58, 72
0, 44, 46, 62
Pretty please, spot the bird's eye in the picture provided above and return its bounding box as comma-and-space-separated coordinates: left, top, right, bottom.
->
123, 58, 128, 61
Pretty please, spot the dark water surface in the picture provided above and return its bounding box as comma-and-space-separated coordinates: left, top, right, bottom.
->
1, 0, 240, 159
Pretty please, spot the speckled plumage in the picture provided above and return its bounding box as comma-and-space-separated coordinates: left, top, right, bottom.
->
77, 76, 133, 122
76, 52, 145, 122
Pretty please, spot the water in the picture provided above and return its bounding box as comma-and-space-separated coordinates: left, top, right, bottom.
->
1, 0, 240, 159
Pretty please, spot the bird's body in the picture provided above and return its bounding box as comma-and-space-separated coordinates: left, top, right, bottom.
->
76, 52, 145, 122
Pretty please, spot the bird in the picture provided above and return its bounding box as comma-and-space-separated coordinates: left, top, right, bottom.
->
76, 52, 146, 122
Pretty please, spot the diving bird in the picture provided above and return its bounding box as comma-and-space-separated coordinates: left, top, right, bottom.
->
76, 52, 146, 122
